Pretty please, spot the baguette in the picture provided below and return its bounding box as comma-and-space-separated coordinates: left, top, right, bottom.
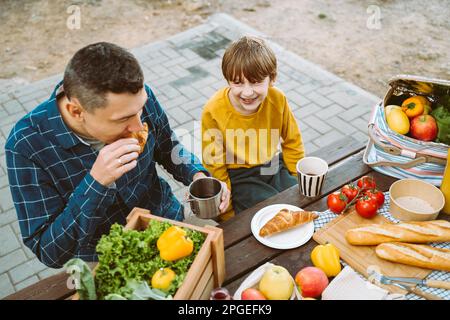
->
375, 242, 450, 272
345, 220, 450, 245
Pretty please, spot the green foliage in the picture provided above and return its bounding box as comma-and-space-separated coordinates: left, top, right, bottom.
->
104, 280, 172, 300
431, 95, 450, 145
64, 258, 97, 300
94, 220, 206, 299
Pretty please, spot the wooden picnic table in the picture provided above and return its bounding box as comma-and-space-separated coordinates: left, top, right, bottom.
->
5, 135, 450, 300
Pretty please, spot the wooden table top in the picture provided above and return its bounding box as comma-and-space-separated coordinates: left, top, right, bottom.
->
221, 138, 450, 296
5, 135, 449, 300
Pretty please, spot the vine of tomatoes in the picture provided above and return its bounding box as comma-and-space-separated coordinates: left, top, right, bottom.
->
326, 175, 385, 218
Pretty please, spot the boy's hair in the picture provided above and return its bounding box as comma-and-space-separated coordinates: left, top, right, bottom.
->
222, 36, 277, 83
63, 42, 144, 111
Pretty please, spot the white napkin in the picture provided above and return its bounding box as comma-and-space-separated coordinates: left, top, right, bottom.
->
321, 266, 405, 300
233, 262, 302, 300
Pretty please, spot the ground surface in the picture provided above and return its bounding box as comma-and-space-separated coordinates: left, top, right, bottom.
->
0, 12, 381, 298
1, 0, 449, 96
0, 0, 449, 299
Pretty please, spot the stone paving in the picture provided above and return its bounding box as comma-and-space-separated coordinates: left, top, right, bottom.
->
0, 13, 380, 298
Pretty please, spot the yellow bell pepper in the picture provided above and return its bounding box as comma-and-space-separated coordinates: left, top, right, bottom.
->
311, 243, 341, 277
151, 267, 176, 291
157, 226, 194, 261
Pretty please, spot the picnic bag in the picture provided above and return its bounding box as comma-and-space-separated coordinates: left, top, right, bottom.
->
363, 75, 450, 186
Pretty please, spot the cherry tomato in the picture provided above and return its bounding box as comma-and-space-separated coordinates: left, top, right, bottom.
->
365, 190, 385, 208
355, 196, 378, 219
357, 176, 376, 190
341, 184, 359, 203
327, 191, 348, 214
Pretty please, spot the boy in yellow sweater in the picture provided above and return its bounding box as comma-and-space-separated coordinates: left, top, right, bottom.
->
201, 36, 305, 220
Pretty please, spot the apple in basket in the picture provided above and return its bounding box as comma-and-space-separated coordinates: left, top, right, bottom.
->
295, 267, 329, 298
259, 265, 294, 300
410, 114, 438, 142
241, 288, 267, 300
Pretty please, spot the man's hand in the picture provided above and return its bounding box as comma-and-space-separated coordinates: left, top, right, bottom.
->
192, 172, 231, 214
90, 138, 141, 186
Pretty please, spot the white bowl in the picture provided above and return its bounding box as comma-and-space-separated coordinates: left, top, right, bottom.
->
389, 179, 445, 221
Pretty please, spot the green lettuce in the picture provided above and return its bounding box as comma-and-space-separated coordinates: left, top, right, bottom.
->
431, 95, 450, 145
94, 220, 206, 299
104, 280, 172, 300
64, 258, 97, 300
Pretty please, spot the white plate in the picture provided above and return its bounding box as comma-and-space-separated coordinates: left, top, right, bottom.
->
251, 204, 315, 249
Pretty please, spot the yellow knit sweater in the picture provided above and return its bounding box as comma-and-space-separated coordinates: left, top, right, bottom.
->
201, 86, 305, 215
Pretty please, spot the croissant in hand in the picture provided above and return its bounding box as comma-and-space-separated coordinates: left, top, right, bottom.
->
259, 209, 318, 237
125, 122, 149, 154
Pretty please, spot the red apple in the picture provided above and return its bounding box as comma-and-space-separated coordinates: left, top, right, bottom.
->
410, 114, 438, 141
295, 267, 329, 298
241, 288, 267, 300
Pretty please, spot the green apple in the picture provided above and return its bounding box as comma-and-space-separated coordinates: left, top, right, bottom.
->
259, 265, 293, 300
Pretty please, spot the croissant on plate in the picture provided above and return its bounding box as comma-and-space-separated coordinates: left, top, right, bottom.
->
259, 209, 318, 237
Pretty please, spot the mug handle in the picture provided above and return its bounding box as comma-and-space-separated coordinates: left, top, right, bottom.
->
183, 190, 194, 203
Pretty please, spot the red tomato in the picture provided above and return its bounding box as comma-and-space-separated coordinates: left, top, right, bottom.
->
365, 190, 385, 208
341, 184, 359, 203
327, 191, 348, 214
355, 196, 378, 219
357, 176, 376, 190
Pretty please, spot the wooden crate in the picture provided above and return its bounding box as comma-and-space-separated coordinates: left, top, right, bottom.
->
74, 207, 225, 300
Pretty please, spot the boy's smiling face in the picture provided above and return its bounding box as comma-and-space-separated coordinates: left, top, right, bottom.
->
227, 76, 273, 115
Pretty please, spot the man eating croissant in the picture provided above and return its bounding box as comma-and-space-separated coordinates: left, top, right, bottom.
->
5, 42, 230, 268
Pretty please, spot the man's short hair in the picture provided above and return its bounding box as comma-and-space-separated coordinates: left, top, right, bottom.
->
221, 36, 277, 83
63, 42, 144, 111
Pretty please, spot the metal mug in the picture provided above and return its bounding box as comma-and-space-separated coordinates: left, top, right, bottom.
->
186, 177, 223, 220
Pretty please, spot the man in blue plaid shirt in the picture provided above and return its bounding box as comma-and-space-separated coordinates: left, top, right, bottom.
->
5, 42, 230, 268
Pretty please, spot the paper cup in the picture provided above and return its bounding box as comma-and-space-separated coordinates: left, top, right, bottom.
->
296, 157, 328, 197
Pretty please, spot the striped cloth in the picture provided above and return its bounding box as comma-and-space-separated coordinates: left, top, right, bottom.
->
314, 191, 450, 300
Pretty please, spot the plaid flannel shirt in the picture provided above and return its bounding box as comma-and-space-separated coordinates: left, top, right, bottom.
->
5, 82, 207, 268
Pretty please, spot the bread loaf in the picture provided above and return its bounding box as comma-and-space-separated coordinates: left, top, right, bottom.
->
345, 220, 450, 245
375, 242, 450, 271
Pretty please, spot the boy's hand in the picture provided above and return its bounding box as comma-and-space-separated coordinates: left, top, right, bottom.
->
192, 172, 231, 214
218, 181, 231, 213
